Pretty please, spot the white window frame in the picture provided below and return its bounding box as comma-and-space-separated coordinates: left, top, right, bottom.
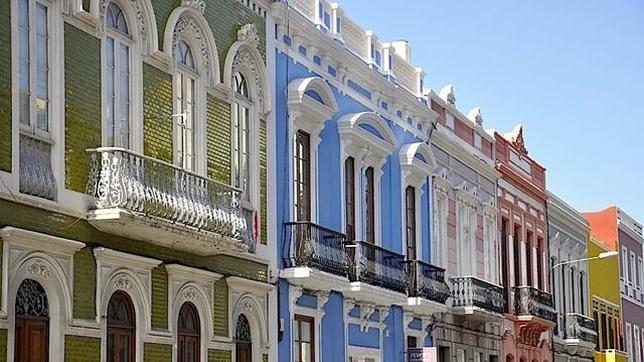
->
171, 35, 207, 176
11, 0, 65, 203
483, 202, 498, 283
455, 186, 478, 277
399, 143, 437, 261
432, 172, 449, 270
231, 72, 255, 206
627, 323, 633, 360
287, 77, 338, 224
100, 0, 143, 152
290, 287, 325, 362
622, 246, 629, 280
634, 325, 641, 362
338, 112, 396, 246
631, 251, 637, 285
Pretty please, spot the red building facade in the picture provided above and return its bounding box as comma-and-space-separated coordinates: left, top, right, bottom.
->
495, 125, 556, 362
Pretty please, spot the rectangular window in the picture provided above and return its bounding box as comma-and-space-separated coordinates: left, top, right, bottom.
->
501, 218, 510, 312
439, 347, 450, 362
18, 0, 56, 200
537, 237, 544, 290
484, 217, 496, 282
335, 16, 341, 33
365, 167, 375, 244
627, 323, 633, 360
623, 247, 629, 279
600, 312, 607, 350
634, 326, 641, 362
344, 157, 355, 241
407, 335, 418, 348
405, 186, 416, 260
104, 37, 130, 148
293, 315, 315, 362
293, 131, 311, 222
513, 225, 521, 286
175, 73, 196, 171
432, 188, 448, 269
526, 230, 534, 287
631, 252, 637, 284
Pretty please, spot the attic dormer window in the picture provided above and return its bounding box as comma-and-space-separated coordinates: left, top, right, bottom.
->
370, 43, 382, 67
318, 1, 331, 29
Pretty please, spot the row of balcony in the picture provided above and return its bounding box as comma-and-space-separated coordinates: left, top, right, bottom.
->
282, 221, 506, 316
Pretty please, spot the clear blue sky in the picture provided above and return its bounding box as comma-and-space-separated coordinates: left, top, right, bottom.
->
340, 0, 644, 223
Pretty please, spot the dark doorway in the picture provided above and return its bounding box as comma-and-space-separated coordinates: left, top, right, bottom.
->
15, 279, 49, 362
178, 302, 200, 362
107, 291, 136, 362
235, 314, 252, 362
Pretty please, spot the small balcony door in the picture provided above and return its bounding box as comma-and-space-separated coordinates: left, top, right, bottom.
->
405, 186, 417, 260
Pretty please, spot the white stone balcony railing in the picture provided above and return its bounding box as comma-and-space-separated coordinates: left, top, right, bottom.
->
86, 147, 250, 254
451, 276, 505, 316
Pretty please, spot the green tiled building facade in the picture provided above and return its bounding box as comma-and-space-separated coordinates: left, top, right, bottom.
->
0, 0, 272, 361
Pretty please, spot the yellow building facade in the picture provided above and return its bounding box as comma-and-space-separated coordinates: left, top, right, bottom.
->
589, 237, 628, 362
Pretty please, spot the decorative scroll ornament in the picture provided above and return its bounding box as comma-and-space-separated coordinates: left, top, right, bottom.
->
183, 287, 198, 301
27, 261, 51, 278
237, 23, 259, 49
15, 279, 49, 317
113, 276, 133, 290
506, 124, 528, 157
182, 0, 205, 14
173, 16, 210, 72
232, 47, 265, 113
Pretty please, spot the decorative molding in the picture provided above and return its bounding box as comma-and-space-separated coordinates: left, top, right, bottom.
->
99, 0, 147, 50
237, 23, 259, 48
467, 107, 483, 127
113, 276, 134, 290
182, 286, 199, 301
359, 303, 376, 332
232, 47, 265, 113
439, 84, 455, 105
344, 299, 357, 316
182, 0, 205, 14
505, 124, 528, 157
173, 16, 210, 72
26, 261, 51, 278
290, 285, 304, 306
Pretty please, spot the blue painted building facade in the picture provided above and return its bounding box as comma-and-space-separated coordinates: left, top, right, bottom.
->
269, 1, 453, 361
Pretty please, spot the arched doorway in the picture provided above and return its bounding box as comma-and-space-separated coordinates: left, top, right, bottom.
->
178, 302, 200, 362
235, 314, 252, 362
14, 278, 49, 362
107, 291, 135, 362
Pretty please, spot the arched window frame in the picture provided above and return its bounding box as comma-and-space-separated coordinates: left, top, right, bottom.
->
398, 142, 437, 261
106, 290, 136, 362
431, 169, 450, 270
172, 37, 204, 173
337, 112, 396, 247
100, 0, 144, 151
231, 70, 257, 208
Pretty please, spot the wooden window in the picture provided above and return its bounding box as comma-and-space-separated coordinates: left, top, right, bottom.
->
344, 157, 355, 241
293, 131, 311, 221
293, 315, 315, 362
526, 230, 534, 287
537, 237, 544, 290
405, 186, 416, 260
513, 224, 521, 286
365, 166, 375, 244
178, 302, 200, 362
107, 291, 135, 362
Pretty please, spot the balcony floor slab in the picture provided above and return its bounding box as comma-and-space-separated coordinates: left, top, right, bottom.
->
407, 297, 447, 315
88, 208, 248, 255
342, 282, 408, 306
450, 306, 504, 322
280, 267, 349, 291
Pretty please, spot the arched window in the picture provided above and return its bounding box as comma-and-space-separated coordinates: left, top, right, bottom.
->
107, 291, 135, 362
174, 40, 197, 171
235, 314, 252, 362
178, 302, 200, 362
232, 72, 252, 203
104, 2, 132, 148
15, 279, 49, 361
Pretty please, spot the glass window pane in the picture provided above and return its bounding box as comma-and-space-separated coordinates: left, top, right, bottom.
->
302, 342, 311, 362
36, 98, 48, 131
19, 91, 30, 125
19, 0, 29, 26
107, 334, 115, 362
301, 321, 311, 341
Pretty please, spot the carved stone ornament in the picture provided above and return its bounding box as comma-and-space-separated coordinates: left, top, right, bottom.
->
232, 47, 265, 112
182, 0, 205, 14
183, 287, 198, 301
237, 23, 260, 49
113, 276, 133, 290
506, 124, 528, 157
99, 0, 147, 50
26, 261, 51, 278
173, 16, 210, 72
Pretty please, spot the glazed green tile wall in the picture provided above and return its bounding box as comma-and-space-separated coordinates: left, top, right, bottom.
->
208, 349, 232, 362
0, 329, 6, 362
142, 63, 174, 163
73, 247, 97, 319
64, 335, 101, 362
0, 0, 11, 173
206, 94, 232, 185
64, 23, 102, 192
213, 278, 229, 336
151, 265, 169, 330
144, 343, 172, 362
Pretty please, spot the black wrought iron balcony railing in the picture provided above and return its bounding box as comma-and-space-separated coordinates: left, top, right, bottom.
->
282, 222, 350, 277
86, 148, 250, 245
406, 260, 451, 304
564, 313, 598, 345
451, 276, 505, 314
346, 240, 407, 294
514, 286, 557, 323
